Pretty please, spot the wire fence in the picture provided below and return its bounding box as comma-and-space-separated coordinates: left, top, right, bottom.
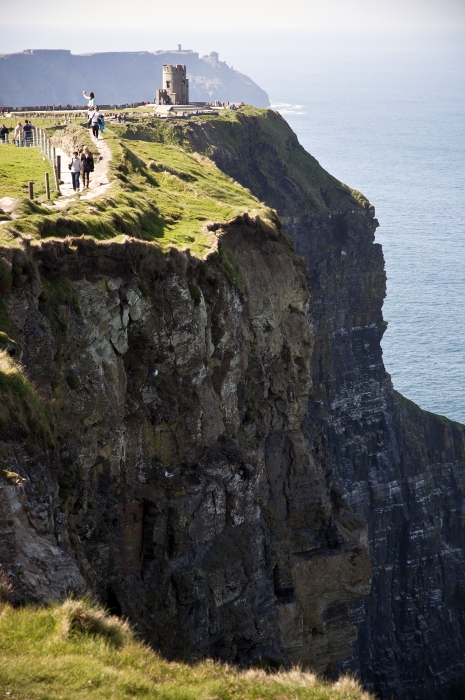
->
0, 127, 60, 196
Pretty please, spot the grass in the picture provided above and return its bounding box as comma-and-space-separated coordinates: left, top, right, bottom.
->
116, 107, 370, 214
0, 348, 54, 444
0, 598, 374, 700
0, 144, 54, 198
0, 108, 370, 256
0, 122, 273, 257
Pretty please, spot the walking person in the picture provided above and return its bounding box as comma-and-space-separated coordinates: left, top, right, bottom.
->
68, 151, 82, 192
98, 111, 105, 135
13, 122, 22, 146
80, 146, 94, 189
0, 124, 9, 144
90, 107, 103, 139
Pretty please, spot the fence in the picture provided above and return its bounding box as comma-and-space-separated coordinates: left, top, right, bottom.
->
1, 127, 60, 197
1, 102, 147, 113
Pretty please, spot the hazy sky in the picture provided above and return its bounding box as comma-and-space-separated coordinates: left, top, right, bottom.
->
1, 0, 464, 36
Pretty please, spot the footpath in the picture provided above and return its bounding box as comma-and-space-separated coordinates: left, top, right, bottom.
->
55, 131, 112, 205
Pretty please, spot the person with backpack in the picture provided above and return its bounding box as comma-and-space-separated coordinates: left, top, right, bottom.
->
68, 151, 82, 192
0, 125, 9, 144
89, 107, 103, 139
80, 146, 94, 189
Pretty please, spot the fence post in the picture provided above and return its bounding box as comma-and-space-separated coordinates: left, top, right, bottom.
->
28, 181, 34, 200
45, 172, 50, 200
56, 154, 61, 180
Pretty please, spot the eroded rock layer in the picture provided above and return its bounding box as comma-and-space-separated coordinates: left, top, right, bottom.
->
194, 110, 465, 699
0, 217, 370, 671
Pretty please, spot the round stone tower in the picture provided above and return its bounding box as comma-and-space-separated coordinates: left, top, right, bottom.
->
162, 64, 189, 105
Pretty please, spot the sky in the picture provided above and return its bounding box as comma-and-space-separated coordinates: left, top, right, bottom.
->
1, 0, 464, 57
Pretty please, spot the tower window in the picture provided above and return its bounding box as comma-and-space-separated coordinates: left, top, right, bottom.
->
166, 81, 171, 88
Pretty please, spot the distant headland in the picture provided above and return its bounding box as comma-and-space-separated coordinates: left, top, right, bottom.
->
0, 47, 270, 108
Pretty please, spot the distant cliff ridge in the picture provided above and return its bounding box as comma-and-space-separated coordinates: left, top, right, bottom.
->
0, 48, 270, 107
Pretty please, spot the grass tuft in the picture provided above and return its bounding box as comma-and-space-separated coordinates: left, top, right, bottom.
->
55, 598, 132, 648
0, 349, 55, 445
0, 567, 13, 604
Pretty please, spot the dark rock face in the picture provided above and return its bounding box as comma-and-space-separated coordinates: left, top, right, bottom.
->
0, 49, 269, 107
2, 108, 464, 697
196, 112, 465, 699
0, 221, 370, 670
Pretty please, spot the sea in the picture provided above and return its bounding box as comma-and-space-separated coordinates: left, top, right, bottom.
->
227, 31, 465, 424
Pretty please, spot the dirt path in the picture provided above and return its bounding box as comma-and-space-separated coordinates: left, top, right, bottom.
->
54, 130, 112, 206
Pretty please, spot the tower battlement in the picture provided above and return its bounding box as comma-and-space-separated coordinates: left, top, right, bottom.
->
163, 64, 186, 72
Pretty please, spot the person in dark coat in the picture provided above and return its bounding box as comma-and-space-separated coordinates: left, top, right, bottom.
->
0, 124, 9, 144
80, 146, 94, 189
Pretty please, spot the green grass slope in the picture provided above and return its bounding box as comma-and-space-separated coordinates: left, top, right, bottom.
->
0, 597, 374, 700
116, 106, 369, 214
0, 145, 54, 199
0, 117, 275, 257
0, 107, 369, 254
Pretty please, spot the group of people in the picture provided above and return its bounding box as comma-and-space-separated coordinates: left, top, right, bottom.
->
0, 119, 36, 146
68, 146, 94, 193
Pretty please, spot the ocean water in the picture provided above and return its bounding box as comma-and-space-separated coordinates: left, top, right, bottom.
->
231, 34, 465, 424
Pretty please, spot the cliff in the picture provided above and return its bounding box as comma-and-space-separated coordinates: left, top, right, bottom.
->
0, 49, 269, 107
0, 114, 370, 676
0, 108, 464, 699
178, 108, 465, 699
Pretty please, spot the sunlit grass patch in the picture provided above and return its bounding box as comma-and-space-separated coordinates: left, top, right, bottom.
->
0, 144, 54, 199
0, 598, 375, 700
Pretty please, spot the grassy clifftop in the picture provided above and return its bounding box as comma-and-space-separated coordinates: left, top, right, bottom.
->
0, 597, 373, 700
0, 107, 368, 254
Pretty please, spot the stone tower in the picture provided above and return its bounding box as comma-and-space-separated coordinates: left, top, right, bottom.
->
155, 64, 189, 105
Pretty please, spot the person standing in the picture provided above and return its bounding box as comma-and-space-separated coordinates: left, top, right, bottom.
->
68, 151, 82, 192
83, 90, 95, 108
0, 124, 9, 144
83, 91, 95, 122
22, 119, 34, 146
90, 107, 102, 139
13, 122, 22, 146
80, 146, 94, 189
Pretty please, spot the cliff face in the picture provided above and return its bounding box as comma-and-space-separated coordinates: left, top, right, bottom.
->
0, 49, 269, 107
188, 110, 465, 699
0, 213, 370, 671
2, 108, 464, 699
